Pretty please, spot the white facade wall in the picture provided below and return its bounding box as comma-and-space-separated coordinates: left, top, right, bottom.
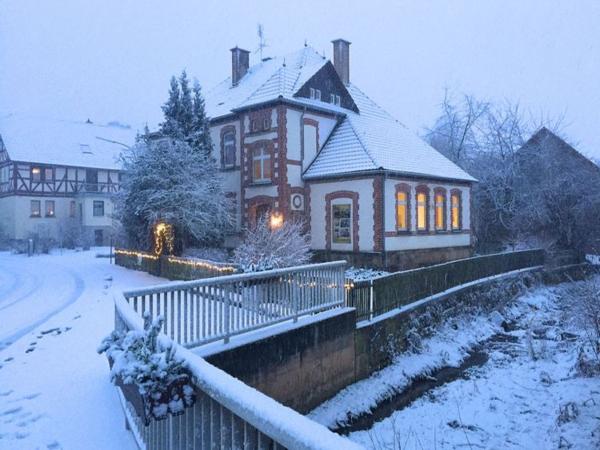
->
0, 194, 114, 240
383, 178, 471, 251
309, 178, 374, 252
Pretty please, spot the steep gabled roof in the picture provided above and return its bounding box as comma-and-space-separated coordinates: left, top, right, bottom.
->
0, 114, 138, 170
303, 85, 476, 182
519, 127, 600, 174
206, 45, 475, 183
204, 47, 328, 118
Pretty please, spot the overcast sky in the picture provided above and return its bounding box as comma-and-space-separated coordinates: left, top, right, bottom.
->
1, 0, 599, 157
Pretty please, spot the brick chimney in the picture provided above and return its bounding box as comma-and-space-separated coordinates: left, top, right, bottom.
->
331, 39, 351, 85
230, 46, 250, 86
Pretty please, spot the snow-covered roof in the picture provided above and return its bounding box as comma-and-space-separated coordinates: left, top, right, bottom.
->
304, 85, 477, 182
204, 47, 328, 118
205, 46, 475, 183
0, 114, 139, 170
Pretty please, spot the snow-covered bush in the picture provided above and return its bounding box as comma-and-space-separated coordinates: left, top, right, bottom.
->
98, 313, 194, 422
233, 217, 311, 272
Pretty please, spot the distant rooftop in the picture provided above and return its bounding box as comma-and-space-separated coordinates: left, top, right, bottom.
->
0, 114, 140, 170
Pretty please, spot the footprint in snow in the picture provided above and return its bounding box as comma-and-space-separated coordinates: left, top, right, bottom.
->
1, 406, 23, 417
47, 441, 62, 449
22, 393, 40, 400
0, 390, 13, 397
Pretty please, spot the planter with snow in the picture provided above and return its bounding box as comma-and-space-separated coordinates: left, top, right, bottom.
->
100, 314, 196, 426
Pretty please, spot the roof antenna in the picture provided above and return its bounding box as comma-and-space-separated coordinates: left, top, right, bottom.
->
256, 23, 268, 61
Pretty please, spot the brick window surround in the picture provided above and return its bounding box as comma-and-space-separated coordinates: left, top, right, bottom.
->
415, 184, 430, 233
450, 188, 463, 231
395, 182, 411, 233
220, 125, 237, 169
325, 191, 359, 252
433, 187, 447, 232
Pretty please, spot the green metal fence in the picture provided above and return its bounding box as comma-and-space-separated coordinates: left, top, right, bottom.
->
346, 249, 545, 322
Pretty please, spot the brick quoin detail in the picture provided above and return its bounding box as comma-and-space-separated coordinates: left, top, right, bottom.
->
239, 114, 246, 227
276, 105, 290, 219
325, 191, 359, 253
372, 175, 384, 252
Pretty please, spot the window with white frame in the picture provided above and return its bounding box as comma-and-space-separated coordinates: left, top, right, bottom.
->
252, 144, 271, 183
332, 204, 351, 244
45, 200, 55, 217
30, 200, 41, 217
93, 200, 105, 217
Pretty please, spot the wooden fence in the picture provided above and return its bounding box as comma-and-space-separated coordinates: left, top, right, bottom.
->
114, 293, 362, 450
346, 249, 545, 322
123, 261, 347, 348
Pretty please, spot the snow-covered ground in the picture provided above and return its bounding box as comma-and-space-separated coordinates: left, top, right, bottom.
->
0, 250, 166, 450
312, 282, 600, 449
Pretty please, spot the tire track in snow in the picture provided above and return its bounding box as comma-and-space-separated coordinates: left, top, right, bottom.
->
0, 266, 85, 351
0, 263, 21, 304
0, 273, 42, 311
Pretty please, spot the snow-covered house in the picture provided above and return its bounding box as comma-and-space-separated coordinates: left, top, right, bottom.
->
0, 115, 137, 246
206, 40, 477, 270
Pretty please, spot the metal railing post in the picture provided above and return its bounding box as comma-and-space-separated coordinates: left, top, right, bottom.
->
224, 286, 231, 344
369, 279, 374, 321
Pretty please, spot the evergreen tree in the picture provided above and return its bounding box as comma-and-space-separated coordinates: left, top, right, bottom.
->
159, 76, 182, 138
190, 80, 213, 158
178, 71, 193, 136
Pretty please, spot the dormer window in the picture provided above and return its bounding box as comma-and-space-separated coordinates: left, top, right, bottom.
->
309, 88, 321, 101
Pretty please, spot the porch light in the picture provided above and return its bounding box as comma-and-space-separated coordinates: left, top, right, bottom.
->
270, 212, 283, 229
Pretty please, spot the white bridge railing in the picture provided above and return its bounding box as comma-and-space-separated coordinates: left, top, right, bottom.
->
123, 261, 347, 348
114, 272, 363, 450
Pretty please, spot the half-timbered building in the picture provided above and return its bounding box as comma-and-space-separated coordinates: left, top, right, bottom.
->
205, 40, 477, 270
0, 116, 136, 246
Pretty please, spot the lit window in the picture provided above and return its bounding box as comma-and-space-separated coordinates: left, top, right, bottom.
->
451, 192, 461, 230
435, 192, 446, 230
31, 167, 41, 182
332, 204, 351, 244
93, 200, 105, 217
45, 200, 55, 217
416, 191, 428, 231
222, 131, 236, 168
252, 145, 271, 183
44, 168, 53, 181
31, 200, 41, 217
396, 190, 409, 231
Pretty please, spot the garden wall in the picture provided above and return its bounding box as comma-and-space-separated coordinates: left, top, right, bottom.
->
114, 249, 239, 280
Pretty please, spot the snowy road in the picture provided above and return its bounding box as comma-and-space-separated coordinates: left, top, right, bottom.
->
0, 250, 166, 450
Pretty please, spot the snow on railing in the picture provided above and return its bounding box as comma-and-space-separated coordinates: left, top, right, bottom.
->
123, 261, 347, 348
114, 292, 363, 450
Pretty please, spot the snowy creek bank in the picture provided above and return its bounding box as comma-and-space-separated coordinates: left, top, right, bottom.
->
311, 272, 600, 449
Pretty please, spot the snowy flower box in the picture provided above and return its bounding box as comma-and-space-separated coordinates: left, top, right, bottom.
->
99, 314, 196, 426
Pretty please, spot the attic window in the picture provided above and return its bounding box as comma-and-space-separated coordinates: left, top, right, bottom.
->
309, 88, 321, 101
330, 94, 341, 106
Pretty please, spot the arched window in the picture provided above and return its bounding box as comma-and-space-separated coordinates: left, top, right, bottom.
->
451, 190, 462, 230
434, 188, 447, 231
252, 144, 271, 183
416, 186, 429, 232
395, 184, 410, 232
222, 129, 236, 168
